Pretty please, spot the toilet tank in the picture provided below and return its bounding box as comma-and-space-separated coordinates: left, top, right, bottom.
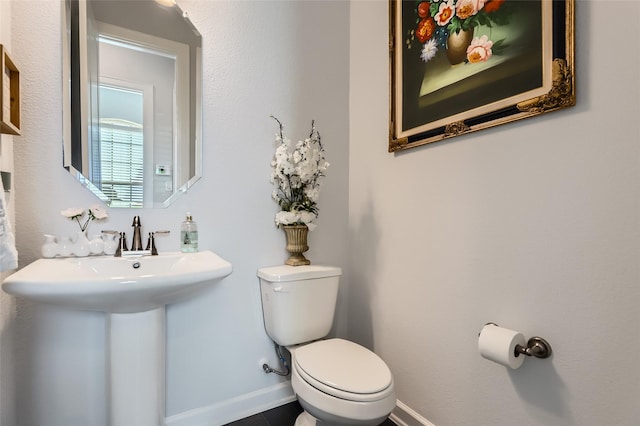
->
258, 265, 342, 347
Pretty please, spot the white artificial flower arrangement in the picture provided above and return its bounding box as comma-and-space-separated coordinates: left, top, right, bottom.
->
270, 116, 329, 231
61, 205, 109, 232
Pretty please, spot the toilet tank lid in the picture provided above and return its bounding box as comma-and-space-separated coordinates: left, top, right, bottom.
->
257, 265, 342, 282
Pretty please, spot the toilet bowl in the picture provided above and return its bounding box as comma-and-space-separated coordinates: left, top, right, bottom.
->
258, 265, 396, 426
290, 339, 396, 426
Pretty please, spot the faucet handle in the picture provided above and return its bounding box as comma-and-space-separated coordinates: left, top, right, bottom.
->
145, 230, 170, 256
145, 233, 155, 255
115, 232, 129, 257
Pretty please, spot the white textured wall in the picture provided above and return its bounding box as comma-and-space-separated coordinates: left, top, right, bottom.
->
349, 1, 640, 425
8, 0, 349, 424
10, 1, 639, 425
0, 1, 17, 424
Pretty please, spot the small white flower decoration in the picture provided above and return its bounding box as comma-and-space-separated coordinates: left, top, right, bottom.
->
61, 204, 109, 231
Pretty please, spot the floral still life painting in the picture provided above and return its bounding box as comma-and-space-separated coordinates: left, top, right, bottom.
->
389, 0, 575, 152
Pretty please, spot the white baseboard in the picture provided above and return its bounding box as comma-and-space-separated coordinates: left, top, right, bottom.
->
164, 382, 296, 426
163, 387, 433, 426
389, 400, 436, 426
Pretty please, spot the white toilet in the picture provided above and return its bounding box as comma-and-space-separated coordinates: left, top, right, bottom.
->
258, 265, 396, 426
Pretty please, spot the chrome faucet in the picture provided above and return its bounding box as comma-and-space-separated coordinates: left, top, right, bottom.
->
145, 231, 170, 256
111, 216, 169, 257
131, 216, 143, 251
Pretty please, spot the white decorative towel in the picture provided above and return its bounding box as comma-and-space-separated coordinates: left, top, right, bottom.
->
0, 177, 18, 272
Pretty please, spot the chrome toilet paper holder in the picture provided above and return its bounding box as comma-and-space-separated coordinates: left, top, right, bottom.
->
484, 322, 553, 359
515, 337, 552, 359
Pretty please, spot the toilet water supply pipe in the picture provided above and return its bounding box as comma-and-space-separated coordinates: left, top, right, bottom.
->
262, 344, 290, 376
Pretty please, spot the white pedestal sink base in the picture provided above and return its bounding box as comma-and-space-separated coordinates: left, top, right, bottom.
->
2, 251, 233, 425
109, 309, 165, 426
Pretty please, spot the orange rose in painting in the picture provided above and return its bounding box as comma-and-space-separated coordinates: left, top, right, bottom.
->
416, 17, 436, 43
417, 1, 430, 18
484, 0, 506, 13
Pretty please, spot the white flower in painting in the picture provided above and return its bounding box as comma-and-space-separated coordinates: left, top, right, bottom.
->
435, 0, 455, 26
456, 0, 486, 19
420, 39, 438, 62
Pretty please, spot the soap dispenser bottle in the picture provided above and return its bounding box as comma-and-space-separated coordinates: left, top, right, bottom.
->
180, 213, 198, 253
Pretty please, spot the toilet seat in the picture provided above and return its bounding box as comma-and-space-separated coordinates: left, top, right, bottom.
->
293, 339, 394, 402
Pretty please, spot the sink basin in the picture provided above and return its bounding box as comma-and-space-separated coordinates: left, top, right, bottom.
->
2, 250, 233, 313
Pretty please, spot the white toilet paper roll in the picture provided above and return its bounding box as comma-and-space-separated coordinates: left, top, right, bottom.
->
478, 324, 526, 369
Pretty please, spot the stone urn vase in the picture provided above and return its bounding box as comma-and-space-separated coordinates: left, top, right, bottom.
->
282, 224, 310, 266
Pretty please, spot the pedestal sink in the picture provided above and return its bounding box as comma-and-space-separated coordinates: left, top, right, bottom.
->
2, 250, 232, 426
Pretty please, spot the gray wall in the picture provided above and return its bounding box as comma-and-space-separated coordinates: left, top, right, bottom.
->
349, 0, 640, 425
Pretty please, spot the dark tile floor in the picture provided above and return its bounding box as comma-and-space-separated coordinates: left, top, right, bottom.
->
224, 401, 396, 426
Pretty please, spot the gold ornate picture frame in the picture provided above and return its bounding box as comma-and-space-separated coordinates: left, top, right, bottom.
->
389, 0, 575, 152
